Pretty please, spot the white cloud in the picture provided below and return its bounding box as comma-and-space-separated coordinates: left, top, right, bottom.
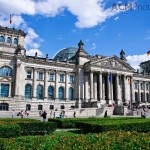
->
114, 16, 119, 20
26, 49, 43, 57
91, 43, 96, 50
126, 54, 150, 69
0, 0, 130, 28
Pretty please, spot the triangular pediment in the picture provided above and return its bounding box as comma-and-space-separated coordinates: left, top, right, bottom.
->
0, 77, 11, 82
90, 55, 135, 71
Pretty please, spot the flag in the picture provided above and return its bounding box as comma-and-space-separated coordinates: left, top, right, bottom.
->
147, 50, 150, 56
108, 72, 112, 82
9, 15, 12, 24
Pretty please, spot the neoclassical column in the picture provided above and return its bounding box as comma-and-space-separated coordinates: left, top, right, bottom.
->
102, 76, 105, 99
94, 75, 97, 99
15, 63, 21, 96
90, 71, 94, 99
144, 82, 146, 102
131, 77, 135, 103
99, 72, 102, 100
55, 71, 58, 100
44, 69, 48, 99
84, 73, 89, 101
107, 72, 110, 100
33, 68, 37, 98
116, 74, 119, 101
138, 81, 141, 102
123, 75, 127, 102
65, 72, 69, 100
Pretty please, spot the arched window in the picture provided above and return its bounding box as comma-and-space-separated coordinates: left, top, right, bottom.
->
26, 104, 31, 111
58, 87, 64, 100
0, 66, 12, 77
36, 85, 43, 99
14, 38, 18, 45
48, 86, 54, 100
7, 37, 11, 44
25, 84, 32, 99
0, 84, 9, 97
68, 87, 73, 100
0, 36, 5, 43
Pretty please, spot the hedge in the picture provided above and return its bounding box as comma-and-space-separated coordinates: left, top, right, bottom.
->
0, 118, 40, 125
76, 119, 150, 133
0, 131, 150, 150
0, 125, 20, 138
0, 122, 57, 138
48, 117, 143, 128
18, 122, 57, 135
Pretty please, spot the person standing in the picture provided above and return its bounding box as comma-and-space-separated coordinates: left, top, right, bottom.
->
41, 110, 47, 121
73, 111, 76, 118
53, 111, 56, 118
12, 110, 14, 118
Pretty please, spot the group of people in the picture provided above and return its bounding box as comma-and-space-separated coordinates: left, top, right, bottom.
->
15, 110, 29, 118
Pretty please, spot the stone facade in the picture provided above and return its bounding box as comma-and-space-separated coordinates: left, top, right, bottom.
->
0, 26, 149, 113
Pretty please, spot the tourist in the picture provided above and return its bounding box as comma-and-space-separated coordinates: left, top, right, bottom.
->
104, 110, 107, 118
41, 110, 47, 121
50, 111, 52, 118
53, 111, 56, 118
73, 111, 76, 118
12, 110, 14, 118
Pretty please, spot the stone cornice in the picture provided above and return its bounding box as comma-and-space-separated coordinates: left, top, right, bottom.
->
0, 26, 26, 37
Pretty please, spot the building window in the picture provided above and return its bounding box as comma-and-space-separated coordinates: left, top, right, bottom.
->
38, 105, 43, 110
14, 38, 18, 45
26, 71, 32, 79
146, 84, 149, 90
50, 105, 54, 110
58, 87, 64, 100
141, 93, 144, 102
68, 87, 73, 100
0, 36, 5, 43
0, 103, 9, 111
134, 82, 138, 89
7, 37, 11, 44
0, 84, 9, 97
26, 104, 31, 111
60, 74, 64, 82
135, 92, 138, 102
36, 85, 43, 99
48, 86, 54, 100
60, 105, 65, 109
0, 67, 12, 77
50, 73, 54, 81
69, 75, 74, 83
25, 84, 32, 99
146, 93, 149, 102
140, 83, 144, 90
38, 72, 43, 80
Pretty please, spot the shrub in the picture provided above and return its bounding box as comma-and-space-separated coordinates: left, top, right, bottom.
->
0, 125, 20, 138
76, 119, 150, 133
18, 122, 57, 135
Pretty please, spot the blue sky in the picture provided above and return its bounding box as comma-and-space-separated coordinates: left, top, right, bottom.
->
0, 0, 150, 69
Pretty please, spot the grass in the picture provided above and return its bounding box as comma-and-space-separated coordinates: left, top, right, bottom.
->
51, 129, 81, 137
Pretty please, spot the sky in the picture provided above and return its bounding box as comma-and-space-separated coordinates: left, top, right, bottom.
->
0, 0, 150, 69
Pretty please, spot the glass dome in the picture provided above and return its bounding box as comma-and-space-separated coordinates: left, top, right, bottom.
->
53, 47, 78, 61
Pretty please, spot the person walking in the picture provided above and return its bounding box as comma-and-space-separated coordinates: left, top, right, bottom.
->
73, 111, 76, 118
41, 110, 47, 121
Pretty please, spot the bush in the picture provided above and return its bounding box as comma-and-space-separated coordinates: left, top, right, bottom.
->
76, 119, 150, 133
48, 117, 143, 128
0, 131, 150, 149
0, 125, 20, 138
18, 122, 57, 135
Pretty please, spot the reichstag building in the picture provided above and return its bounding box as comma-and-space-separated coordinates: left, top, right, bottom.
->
0, 26, 149, 112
